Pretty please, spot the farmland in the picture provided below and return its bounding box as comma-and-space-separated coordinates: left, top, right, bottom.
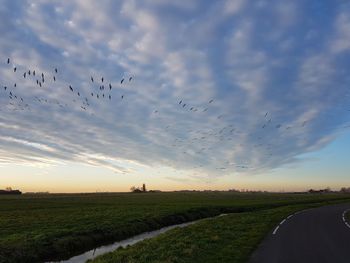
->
1, 192, 350, 262
89, 205, 306, 263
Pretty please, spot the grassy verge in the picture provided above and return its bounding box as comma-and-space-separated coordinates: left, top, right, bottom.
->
1, 193, 349, 262
90, 200, 350, 263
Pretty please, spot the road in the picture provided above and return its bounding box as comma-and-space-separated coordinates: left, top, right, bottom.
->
250, 203, 350, 263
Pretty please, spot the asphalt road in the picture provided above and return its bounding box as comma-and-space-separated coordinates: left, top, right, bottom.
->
250, 203, 350, 263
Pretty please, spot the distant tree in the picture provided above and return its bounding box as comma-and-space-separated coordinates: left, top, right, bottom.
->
5, 187, 12, 191
130, 186, 143, 193
340, 187, 350, 193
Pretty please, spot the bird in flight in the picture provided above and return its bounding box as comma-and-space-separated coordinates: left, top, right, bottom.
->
121, 78, 124, 84
7, 58, 10, 64
129, 77, 132, 82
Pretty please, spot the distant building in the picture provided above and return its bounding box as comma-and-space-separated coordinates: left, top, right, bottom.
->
0, 189, 22, 195
308, 188, 331, 194
130, 184, 148, 193
149, 190, 161, 193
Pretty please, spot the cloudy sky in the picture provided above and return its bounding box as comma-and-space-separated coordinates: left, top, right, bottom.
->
1, 0, 350, 192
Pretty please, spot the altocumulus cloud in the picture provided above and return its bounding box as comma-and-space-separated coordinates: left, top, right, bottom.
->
0, 0, 350, 178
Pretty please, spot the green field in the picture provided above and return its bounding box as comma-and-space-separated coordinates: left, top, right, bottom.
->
1, 192, 350, 263
89, 205, 309, 263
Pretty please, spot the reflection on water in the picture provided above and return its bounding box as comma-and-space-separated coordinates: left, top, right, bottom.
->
50, 221, 196, 263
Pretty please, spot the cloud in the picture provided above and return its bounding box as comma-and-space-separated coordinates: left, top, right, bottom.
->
0, 0, 350, 181
331, 9, 350, 54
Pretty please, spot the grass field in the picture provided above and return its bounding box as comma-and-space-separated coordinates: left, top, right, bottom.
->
1, 192, 350, 263
89, 204, 315, 263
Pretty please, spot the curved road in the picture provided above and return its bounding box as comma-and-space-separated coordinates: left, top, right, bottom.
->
250, 203, 350, 263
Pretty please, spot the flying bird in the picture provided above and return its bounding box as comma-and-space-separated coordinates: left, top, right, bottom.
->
109, 83, 112, 90
120, 78, 124, 84
209, 99, 214, 103
14, 67, 16, 72
129, 77, 132, 82
55, 68, 58, 73
101, 77, 104, 83
7, 58, 10, 64
91, 76, 94, 82
69, 85, 73, 92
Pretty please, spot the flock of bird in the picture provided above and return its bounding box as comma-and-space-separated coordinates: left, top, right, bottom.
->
2, 57, 134, 113
1, 56, 349, 174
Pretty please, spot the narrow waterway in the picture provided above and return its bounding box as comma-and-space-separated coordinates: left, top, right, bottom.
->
49, 214, 227, 263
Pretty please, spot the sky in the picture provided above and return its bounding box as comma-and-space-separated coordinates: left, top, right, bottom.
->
1, 0, 350, 192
